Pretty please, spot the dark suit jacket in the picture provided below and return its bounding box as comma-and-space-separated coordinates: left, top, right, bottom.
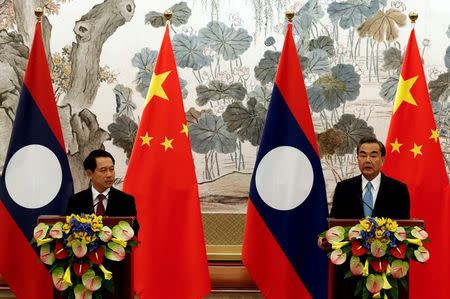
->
330, 173, 410, 220
65, 187, 138, 299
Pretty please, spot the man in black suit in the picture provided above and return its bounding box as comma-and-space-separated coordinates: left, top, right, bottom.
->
329, 137, 410, 299
330, 137, 410, 219
66, 149, 138, 299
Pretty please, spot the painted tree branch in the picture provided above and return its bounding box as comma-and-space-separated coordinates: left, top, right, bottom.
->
61, 0, 135, 112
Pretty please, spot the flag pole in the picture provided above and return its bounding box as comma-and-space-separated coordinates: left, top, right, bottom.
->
409, 11, 418, 28
164, 9, 172, 25
35, 7, 43, 22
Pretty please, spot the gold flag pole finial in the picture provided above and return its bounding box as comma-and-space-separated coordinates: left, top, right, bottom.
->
409, 12, 418, 24
285, 10, 295, 23
164, 10, 173, 24
35, 7, 44, 21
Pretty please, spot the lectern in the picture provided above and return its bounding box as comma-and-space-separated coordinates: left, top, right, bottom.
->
327, 218, 425, 299
38, 215, 135, 299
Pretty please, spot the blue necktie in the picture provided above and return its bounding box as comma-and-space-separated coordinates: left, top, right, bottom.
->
363, 181, 373, 217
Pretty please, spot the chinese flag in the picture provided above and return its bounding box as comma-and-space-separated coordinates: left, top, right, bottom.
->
123, 25, 210, 298
382, 28, 450, 299
242, 22, 328, 298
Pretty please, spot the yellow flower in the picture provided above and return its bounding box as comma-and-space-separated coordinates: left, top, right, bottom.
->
63, 266, 73, 286
375, 217, 386, 226
112, 238, 127, 248
373, 292, 381, 298
385, 219, 398, 232
359, 219, 373, 231
36, 238, 53, 246
375, 227, 385, 238
407, 239, 423, 246
362, 259, 369, 276
382, 273, 392, 289
99, 264, 113, 280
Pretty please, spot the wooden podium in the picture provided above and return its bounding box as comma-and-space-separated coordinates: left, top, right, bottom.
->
327, 218, 425, 299
38, 215, 135, 299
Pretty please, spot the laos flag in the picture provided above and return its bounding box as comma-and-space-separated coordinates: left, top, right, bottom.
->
242, 21, 328, 298
0, 20, 73, 298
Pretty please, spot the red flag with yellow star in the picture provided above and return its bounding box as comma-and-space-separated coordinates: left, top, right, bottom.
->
123, 25, 210, 298
383, 28, 450, 298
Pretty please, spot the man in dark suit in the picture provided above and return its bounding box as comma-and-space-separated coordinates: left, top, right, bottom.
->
329, 137, 410, 299
330, 137, 410, 219
66, 149, 138, 299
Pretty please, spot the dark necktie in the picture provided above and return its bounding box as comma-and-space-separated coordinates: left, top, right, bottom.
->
96, 193, 106, 216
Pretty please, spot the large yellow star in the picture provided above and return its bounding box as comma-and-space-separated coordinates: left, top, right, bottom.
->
180, 123, 189, 136
145, 70, 171, 106
390, 138, 402, 153
140, 132, 153, 146
160, 136, 174, 151
393, 75, 418, 114
409, 143, 423, 158
429, 129, 439, 142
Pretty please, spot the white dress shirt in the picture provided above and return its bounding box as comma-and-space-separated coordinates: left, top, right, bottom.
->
91, 186, 110, 213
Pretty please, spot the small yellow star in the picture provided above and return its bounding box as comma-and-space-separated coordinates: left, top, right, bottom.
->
145, 70, 171, 106
160, 136, 174, 151
409, 143, 423, 158
390, 138, 403, 153
180, 123, 189, 136
393, 75, 418, 114
429, 129, 439, 142
140, 132, 153, 146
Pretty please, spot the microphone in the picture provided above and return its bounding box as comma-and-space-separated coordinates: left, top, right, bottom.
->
358, 191, 374, 216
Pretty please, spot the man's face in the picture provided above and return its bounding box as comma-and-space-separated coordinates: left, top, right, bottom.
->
87, 157, 115, 193
357, 142, 384, 181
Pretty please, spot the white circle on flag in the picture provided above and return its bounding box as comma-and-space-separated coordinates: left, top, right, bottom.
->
4, 144, 62, 209
255, 146, 314, 211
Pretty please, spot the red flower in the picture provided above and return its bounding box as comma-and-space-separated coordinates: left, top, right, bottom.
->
389, 243, 406, 259
54, 242, 68, 260
370, 259, 389, 273
73, 262, 89, 277
87, 247, 104, 265
351, 241, 368, 256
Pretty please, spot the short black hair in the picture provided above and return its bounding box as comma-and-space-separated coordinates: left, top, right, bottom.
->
357, 137, 386, 157
83, 149, 115, 172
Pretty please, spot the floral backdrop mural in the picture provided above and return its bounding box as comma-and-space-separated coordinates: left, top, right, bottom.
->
0, 0, 449, 214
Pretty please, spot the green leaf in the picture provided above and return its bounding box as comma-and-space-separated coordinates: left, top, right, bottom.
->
399, 276, 408, 290
344, 271, 354, 279
388, 277, 399, 299
355, 277, 364, 296
362, 284, 369, 299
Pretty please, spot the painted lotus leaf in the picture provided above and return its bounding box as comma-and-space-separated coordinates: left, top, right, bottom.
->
305, 49, 330, 75
179, 77, 188, 99
317, 128, 346, 156
113, 84, 136, 119
107, 115, 138, 159
131, 48, 158, 98
428, 72, 450, 101
445, 46, 450, 69
145, 2, 192, 28
189, 114, 237, 154
382, 47, 402, 71
299, 0, 325, 22
254, 50, 280, 85
264, 36, 275, 47
357, 8, 406, 42
327, 0, 379, 29
198, 21, 252, 61
173, 33, 211, 70
309, 36, 335, 57
185, 107, 213, 125
222, 98, 266, 146
308, 64, 361, 112
333, 114, 375, 155
379, 76, 398, 103
292, 0, 324, 36
195, 80, 247, 106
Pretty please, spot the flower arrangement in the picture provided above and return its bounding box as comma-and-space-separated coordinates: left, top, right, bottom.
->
320, 217, 429, 299
33, 214, 137, 299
